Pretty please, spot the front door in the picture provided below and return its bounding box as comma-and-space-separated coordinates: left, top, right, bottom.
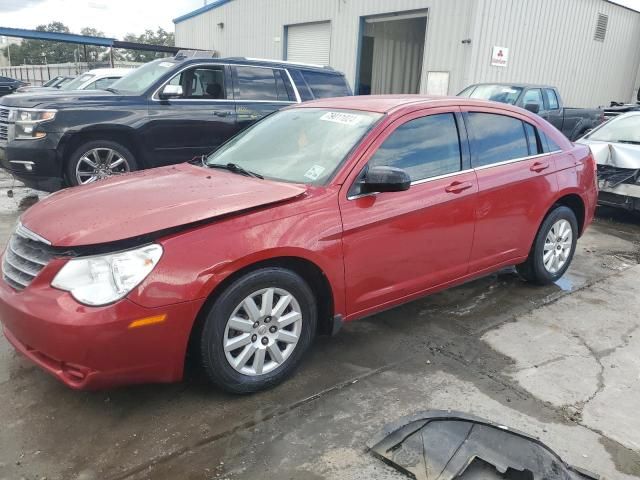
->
339, 109, 478, 318
145, 64, 238, 166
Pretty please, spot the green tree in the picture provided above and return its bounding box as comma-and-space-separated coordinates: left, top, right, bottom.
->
79, 27, 108, 62
1, 22, 78, 65
116, 27, 175, 62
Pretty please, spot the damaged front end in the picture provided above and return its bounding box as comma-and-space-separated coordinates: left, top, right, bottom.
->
580, 142, 640, 211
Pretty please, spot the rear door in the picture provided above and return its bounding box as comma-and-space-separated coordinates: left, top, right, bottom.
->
145, 64, 238, 166
542, 88, 563, 130
339, 108, 478, 318
462, 108, 560, 273
231, 65, 297, 131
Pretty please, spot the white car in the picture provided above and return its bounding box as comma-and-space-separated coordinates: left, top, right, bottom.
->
16, 68, 134, 94
577, 111, 640, 212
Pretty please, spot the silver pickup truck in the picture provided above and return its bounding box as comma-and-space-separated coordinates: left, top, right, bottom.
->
459, 83, 604, 141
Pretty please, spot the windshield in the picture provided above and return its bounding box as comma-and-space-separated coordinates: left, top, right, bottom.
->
205, 108, 382, 185
459, 84, 523, 105
43, 76, 61, 87
62, 74, 93, 90
109, 59, 177, 94
587, 114, 640, 144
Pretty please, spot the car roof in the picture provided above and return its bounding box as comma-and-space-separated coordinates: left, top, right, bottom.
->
176, 56, 342, 75
467, 82, 555, 89
83, 68, 133, 76
293, 95, 530, 115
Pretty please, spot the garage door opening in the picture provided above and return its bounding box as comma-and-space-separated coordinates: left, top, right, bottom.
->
357, 11, 428, 95
285, 21, 331, 66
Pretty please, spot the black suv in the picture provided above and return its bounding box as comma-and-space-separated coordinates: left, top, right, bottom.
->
0, 52, 351, 191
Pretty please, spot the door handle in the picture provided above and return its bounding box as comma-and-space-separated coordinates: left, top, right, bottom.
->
530, 161, 550, 173
213, 111, 232, 117
445, 181, 473, 194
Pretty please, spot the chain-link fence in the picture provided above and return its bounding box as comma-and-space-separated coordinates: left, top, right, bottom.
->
0, 61, 141, 85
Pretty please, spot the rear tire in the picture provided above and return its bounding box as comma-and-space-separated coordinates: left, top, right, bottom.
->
200, 267, 317, 394
66, 140, 137, 187
516, 206, 578, 285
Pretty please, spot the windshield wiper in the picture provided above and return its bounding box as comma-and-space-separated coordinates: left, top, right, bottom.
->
617, 140, 640, 145
207, 162, 264, 179
105, 87, 119, 94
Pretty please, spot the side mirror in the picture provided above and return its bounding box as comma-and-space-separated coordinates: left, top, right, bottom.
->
159, 84, 183, 100
361, 166, 411, 194
524, 102, 540, 114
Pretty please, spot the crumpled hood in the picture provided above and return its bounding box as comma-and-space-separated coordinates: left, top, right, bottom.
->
577, 139, 640, 169
21, 163, 306, 247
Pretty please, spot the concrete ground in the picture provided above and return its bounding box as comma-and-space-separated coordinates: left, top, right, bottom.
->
0, 173, 639, 480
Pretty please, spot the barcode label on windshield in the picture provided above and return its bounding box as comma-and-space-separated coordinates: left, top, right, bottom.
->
320, 112, 363, 125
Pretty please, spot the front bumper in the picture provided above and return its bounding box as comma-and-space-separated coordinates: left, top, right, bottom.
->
0, 268, 204, 390
0, 134, 64, 191
597, 180, 640, 211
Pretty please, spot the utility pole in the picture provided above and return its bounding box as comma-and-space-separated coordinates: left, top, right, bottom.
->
7, 44, 11, 66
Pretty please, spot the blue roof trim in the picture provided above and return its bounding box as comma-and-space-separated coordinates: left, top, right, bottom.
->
0, 26, 115, 46
173, 0, 233, 24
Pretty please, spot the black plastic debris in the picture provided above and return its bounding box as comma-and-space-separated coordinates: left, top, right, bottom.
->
367, 411, 599, 480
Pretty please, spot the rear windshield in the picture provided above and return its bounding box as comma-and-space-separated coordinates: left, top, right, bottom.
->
302, 71, 351, 99
458, 84, 523, 105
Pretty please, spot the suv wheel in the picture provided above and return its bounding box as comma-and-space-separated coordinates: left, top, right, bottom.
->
200, 267, 317, 394
516, 206, 578, 285
66, 140, 137, 187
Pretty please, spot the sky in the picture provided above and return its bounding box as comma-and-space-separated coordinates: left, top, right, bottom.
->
0, 0, 204, 39
1, 0, 640, 40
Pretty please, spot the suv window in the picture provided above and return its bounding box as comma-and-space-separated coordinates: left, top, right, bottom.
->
165, 66, 226, 99
467, 112, 529, 166
368, 113, 462, 182
234, 66, 292, 101
301, 71, 350, 98
543, 88, 560, 110
522, 89, 543, 110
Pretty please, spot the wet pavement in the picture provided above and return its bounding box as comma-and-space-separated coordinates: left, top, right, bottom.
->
0, 172, 639, 480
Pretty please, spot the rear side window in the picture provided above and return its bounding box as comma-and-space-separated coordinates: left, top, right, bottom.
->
540, 130, 562, 152
467, 112, 529, 167
523, 122, 543, 155
544, 89, 560, 110
301, 71, 351, 99
368, 113, 462, 182
234, 66, 292, 101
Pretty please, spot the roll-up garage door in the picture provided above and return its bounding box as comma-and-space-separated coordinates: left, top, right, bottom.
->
286, 21, 331, 66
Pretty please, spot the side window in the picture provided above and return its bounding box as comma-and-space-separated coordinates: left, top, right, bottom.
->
540, 130, 562, 153
164, 67, 226, 99
83, 81, 97, 90
301, 71, 351, 99
368, 113, 462, 182
93, 77, 118, 90
288, 69, 313, 101
234, 66, 291, 101
544, 89, 560, 110
467, 112, 529, 166
523, 122, 542, 155
522, 89, 543, 110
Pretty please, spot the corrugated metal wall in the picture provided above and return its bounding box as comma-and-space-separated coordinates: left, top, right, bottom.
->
467, 0, 640, 106
175, 0, 640, 106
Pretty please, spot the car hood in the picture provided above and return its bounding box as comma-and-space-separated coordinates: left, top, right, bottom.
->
577, 139, 640, 169
0, 89, 119, 108
21, 163, 307, 247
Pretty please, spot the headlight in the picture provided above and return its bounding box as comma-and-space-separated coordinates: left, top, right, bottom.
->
12, 108, 56, 140
51, 244, 163, 306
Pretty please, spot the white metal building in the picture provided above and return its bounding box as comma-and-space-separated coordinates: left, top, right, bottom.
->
174, 0, 640, 106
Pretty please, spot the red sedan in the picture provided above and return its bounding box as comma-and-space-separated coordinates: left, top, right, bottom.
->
0, 96, 597, 393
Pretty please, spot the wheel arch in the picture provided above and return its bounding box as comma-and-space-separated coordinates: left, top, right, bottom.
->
60, 126, 146, 172
552, 193, 586, 236
185, 255, 337, 366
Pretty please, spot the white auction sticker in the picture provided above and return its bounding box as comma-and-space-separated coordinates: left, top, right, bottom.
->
304, 165, 326, 181
320, 112, 363, 125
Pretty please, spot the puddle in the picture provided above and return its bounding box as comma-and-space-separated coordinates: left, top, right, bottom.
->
554, 276, 574, 292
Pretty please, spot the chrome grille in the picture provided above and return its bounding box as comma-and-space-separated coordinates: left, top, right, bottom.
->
0, 123, 7, 142
0, 106, 9, 121
2, 226, 54, 291
0, 106, 10, 144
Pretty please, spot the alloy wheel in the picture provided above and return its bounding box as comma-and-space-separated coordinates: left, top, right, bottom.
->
75, 147, 130, 185
542, 219, 573, 274
223, 287, 303, 376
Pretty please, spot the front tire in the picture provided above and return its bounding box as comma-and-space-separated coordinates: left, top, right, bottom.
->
516, 206, 578, 285
66, 140, 137, 187
200, 268, 317, 394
